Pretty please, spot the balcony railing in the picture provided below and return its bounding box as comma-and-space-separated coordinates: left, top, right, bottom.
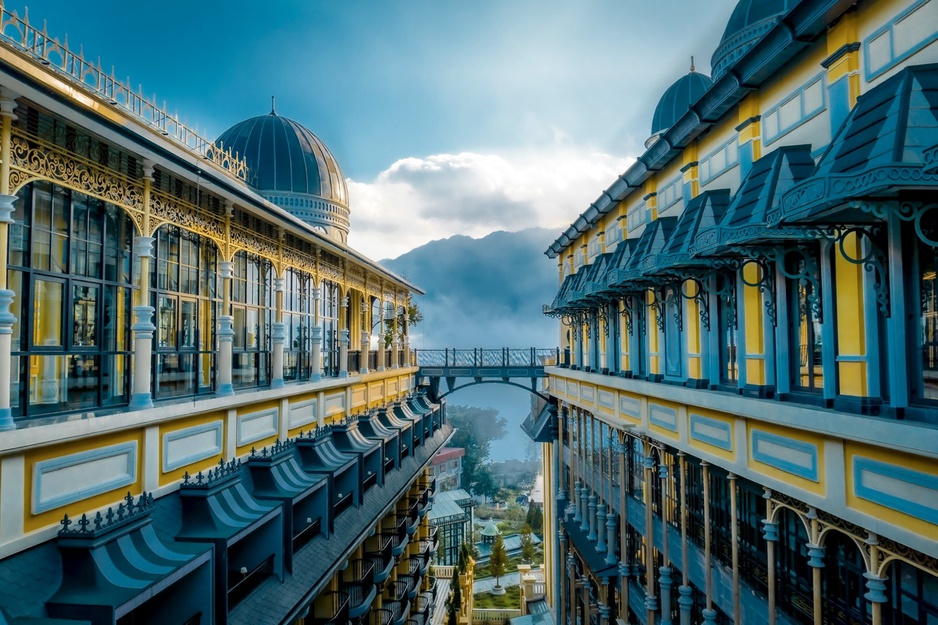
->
366, 534, 394, 583
341, 558, 376, 616
308, 591, 350, 625
414, 347, 558, 367
227, 555, 275, 612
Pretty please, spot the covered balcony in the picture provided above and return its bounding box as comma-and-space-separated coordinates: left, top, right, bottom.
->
306, 591, 349, 625
340, 558, 377, 619
295, 427, 361, 526
358, 410, 401, 475
331, 417, 383, 490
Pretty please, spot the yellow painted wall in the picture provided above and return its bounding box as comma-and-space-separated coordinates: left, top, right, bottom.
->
747, 422, 826, 496
25, 429, 144, 532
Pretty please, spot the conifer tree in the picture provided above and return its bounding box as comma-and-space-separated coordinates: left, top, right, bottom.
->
520, 523, 536, 563
489, 533, 508, 588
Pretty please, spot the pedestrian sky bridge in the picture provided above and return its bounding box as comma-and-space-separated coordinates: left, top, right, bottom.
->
414, 348, 557, 401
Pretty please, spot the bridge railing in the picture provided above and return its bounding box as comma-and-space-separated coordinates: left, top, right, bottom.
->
415, 348, 558, 368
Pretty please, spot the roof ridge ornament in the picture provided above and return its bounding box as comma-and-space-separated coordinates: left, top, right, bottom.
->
271, 95, 276, 116
690, 56, 695, 73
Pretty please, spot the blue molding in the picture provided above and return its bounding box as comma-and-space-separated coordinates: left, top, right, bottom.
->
854, 457, 938, 524
751, 430, 819, 481
163, 422, 223, 472
863, 0, 938, 82
598, 390, 615, 409
649, 404, 678, 433
689, 414, 733, 451
289, 398, 318, 429
33, 441, 138, 514
237, 408, 279, 447
619, 395, 640, 418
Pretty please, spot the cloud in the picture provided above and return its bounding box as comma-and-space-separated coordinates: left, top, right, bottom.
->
347, 146, 632, 260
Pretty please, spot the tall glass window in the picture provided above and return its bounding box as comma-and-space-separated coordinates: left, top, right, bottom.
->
916, 241, 938, 404
150, 226, 219, 398
717, 272, 739, 386
231, 252, 272, 388
664, 287, 683, 379
788, 250, 823, 392
282, 268, 314, 382
321, 280, 340, 376
9, 181, 133, 418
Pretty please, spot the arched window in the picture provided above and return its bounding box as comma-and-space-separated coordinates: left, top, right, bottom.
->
9, 181, 134, 418
150, 226, 219, 399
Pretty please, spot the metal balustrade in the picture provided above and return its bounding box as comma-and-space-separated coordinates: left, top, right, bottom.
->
414, 347, 558, 368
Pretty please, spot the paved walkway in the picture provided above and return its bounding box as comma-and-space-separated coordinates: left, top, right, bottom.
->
473, 571, 521, 593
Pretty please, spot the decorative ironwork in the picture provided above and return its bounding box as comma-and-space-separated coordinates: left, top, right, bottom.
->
8, 128, 146, 228
736, 255, 778, 327
181, 458, 241, 487
58, 491, 154, 537
619, 295, 635, 336
0, 3, 249, 181
150, 188, 225, 242
597, 305, 610, 337
680, 278, 709, 331
851, 199, 938, 247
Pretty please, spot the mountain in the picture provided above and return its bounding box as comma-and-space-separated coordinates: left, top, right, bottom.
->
381, 227, 558, 461
382, 227, 558, 348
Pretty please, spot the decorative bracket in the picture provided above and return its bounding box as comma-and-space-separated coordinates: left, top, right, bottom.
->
734, 251, 778, 327
680, 278, 710, 331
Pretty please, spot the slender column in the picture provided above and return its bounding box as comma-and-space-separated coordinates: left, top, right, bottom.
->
129, 234, 156, 409
701, 461, 716, 624
677, 454, 692, 625
568, 554, 577, 625
729, 473, 740, 625
377, 298, 386, 371
360, 331, 370, 374
311, 288, 322, 381
587, 418, 597, 539
217, 260, 235, 396
403, 333, 410, 367
618, 430, 629, 622
864, 535, 887, 625
595, 422, 605, 550
659, 462, 672, 625
0, 88, 18, 430
558, 533, 567, 625
271, 276, 285, 389
392, 335, 400, 369
338, 329, 349, 378
555, 439, 566, 625
762, 503, 779, 625
643, 451, 656, 625
807, 509, 824, 625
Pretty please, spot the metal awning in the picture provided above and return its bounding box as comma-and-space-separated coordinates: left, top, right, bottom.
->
48, 494, 214, 624
779, 63, 938, 224
615, 216, 679, 286
651, 189, 731, 276
694, 144, 817, 256
521, 402, 557, 443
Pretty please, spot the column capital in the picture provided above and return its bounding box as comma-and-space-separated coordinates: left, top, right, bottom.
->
863, 572, 888, 604
0, 194, 16, 224
727, 472, 738, 481
642, 456, 655, 470
0, 289, 15, 330
761, 519, 779, 542
0, 87, 19, 119
218, 261, 234, 280
273, 277, 285, 293
271, 321, 286, 344
217, 315, 235, 340
142, 159, 155, 179
806, 543, 825, 568
133, 236, 155, 259
131, 305, 156, 335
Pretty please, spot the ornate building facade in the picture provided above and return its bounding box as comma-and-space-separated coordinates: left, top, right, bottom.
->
0, 4, 449, 624
534, 0, 938, 624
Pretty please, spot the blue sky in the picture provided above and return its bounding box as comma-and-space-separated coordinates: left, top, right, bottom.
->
20, 0, 735, 258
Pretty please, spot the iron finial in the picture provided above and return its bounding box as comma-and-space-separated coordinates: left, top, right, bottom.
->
690, 56, 695, 73
271, 95, 276, 115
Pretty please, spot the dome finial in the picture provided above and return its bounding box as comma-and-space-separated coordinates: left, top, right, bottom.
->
270, 95, 276, 116
690, 56, 695, 73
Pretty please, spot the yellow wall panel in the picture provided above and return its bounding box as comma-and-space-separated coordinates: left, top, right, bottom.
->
159, 411, 227, 486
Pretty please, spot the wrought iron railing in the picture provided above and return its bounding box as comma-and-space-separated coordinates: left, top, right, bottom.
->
0, 2, 251, 182
414, 348, 558, 368
228, 555, 275, 611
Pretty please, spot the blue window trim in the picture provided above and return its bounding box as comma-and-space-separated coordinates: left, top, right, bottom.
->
700, 136, 740, 185
763, 73, 827, 146
864, 0, 938, 82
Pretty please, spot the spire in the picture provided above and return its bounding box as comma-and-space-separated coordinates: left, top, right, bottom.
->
270, 95, 276, 115
690, 56, 696, 73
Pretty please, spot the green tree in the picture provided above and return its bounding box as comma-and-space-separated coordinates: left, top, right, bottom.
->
526, 504, 543, 533
489, 534, 509, 588
447, 405, 507, 497
519, 524, 537, 563
458, 543, 470, 574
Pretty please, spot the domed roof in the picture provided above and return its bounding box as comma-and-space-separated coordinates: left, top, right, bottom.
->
649, 70, 713, 141
711, 0, 798, 81
215, 104, 350, 242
